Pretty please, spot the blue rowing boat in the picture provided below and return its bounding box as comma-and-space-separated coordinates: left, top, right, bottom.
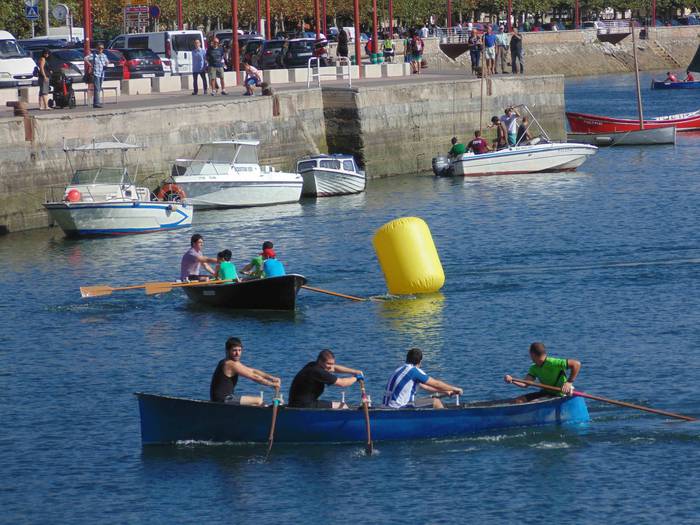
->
136, 393, 589, 445
651, 79, 700, 90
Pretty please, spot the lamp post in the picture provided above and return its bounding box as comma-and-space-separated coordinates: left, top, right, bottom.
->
372, 0, 378, 57
651, 0, 656, 28
265, 0, 271, 38
232, 0, 240, 84
314, 0, 320, 38
256, 0, 261, 34
322, 0, 327, 35
353, 0, 361, 75
575, 0, 580, 28
177, 0, 183, 30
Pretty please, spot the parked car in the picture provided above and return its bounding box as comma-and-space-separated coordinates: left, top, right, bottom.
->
108, 30, 204, 74
0, 31, 39, 87
30, 48, 82, 83
48, 48, 86, 75
241, 36, 265, 64
251, 39, 286, 69
280, 38, 315, 68
18, 38, 70, 51
112, 48, 164, 78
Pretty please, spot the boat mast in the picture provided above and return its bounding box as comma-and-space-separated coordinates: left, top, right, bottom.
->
631, 20, 644, 130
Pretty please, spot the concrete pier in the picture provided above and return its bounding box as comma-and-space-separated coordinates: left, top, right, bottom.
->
0, 74, 564, 233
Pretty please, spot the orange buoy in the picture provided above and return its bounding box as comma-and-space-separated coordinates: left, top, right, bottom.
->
66, 189, 82, 202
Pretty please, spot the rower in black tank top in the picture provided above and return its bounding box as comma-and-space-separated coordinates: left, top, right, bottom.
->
210, 359, 239, 402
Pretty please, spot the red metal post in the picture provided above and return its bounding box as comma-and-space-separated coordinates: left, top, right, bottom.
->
232, 0, 240, 85
314, 0, 320, 38
372, 0, 378, 55
447, 0, 452, 30
575, 0, 580, 28
507, 0, 512, 31
353, 0, 361, 74
322, 0, 327, 36
177, 0, 183, 30
265, 0, 271, 38
82, 0, 91, 54
389, 0, 394, 37
651, 0, 656, 27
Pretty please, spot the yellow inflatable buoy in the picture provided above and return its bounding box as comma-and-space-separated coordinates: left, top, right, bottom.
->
372, 217, 445, 295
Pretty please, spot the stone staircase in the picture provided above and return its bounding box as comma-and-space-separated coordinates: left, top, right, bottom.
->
650, 40, 683, 68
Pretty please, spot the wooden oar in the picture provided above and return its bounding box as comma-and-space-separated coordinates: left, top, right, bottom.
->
80, 283, 150, 298
510, 377, 696, 422
301, 285, 366, 302
265, 387, 282, 459
358, 378, 373, 455
144, 279, 229, 295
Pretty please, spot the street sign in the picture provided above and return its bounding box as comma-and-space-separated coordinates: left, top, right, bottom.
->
25, 4, 40, 20
149, 5, 160, 18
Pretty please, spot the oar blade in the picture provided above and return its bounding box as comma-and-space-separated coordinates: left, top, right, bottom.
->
144, 282, 174, 295
80, 285, 114, 298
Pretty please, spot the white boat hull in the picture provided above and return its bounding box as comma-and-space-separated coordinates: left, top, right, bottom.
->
301, 168, 366, 197
174, 178, 303, 209
452, 143, 598, 176
44, 201, 193, 237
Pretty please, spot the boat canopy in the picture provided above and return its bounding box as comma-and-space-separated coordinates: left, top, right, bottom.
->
63, 141, 144, 152
69, 167, 129, 185
194, 142, 259, 165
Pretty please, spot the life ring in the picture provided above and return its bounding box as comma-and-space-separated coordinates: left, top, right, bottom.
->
157, 183, 186, 202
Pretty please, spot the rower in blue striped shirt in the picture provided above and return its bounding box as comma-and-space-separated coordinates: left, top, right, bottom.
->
382, 348, 463, 409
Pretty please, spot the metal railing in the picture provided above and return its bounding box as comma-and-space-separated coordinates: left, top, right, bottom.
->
306, 56, 352, 88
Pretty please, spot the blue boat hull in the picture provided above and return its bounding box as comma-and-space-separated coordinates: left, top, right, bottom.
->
136, 393, 589, 445
651, 80, 700, 90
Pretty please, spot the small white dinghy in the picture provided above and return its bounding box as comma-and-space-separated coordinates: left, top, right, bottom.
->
169, 140, 302, 209
296, 154, 366, 197
44, 140, 193, 237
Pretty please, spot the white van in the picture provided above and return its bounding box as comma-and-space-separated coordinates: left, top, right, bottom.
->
0, 31, 37, 88
108, 30, 205, 75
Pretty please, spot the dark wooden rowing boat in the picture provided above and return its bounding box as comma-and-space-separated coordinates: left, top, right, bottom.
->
135, 393, 589, 445
183, 274, 307, 310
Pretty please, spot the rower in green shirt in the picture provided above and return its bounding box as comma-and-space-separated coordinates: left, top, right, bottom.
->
448, 136, 466, 158
241, 240, 273, 279
504, 342, 581, 403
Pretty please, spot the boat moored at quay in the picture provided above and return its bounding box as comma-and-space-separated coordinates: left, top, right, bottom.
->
136, 394, 589, 445
296, 154, 366, 197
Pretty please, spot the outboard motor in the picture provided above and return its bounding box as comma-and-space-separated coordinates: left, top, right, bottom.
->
432, 155, 453, 177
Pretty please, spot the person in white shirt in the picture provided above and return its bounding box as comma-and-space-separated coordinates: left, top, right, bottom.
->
382, 348, 462, 409
500, 107, 521, 146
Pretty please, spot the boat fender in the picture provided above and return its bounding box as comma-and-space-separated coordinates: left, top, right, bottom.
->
65, 188, 82, 202
373, 217, 445, 295
157, 183, 187, 202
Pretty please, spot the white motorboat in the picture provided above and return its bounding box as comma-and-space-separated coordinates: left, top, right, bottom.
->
44, 141, 193, 237
296, 154, 366, 197
434, 105, 597, 177
451, 141, 598, 176
169, 140, 303, 209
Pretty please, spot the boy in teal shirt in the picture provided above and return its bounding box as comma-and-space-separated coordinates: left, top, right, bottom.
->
504, 342, 581, 403
215, 250, 239, 282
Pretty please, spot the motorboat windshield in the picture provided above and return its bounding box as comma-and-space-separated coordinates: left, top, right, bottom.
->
70, 167, 128, 185
193, 142, 259, 165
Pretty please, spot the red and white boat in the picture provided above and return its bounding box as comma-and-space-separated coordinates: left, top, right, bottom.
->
566, 110, 700, 133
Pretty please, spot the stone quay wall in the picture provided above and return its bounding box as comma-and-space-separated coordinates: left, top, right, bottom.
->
426, 26, 700, 76
0, 75, 564, 233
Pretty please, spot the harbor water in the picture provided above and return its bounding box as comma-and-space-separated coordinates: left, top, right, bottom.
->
1, 72, 699, 523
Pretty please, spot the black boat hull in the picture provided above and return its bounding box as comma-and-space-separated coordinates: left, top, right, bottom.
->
183, 274, 307, 310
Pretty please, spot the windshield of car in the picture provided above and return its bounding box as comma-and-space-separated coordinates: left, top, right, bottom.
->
289, 41, 313, 51
0, 39, 28, 59
172, 34, 200, 51
52, 49, 84, 61
104, 50, 124, 61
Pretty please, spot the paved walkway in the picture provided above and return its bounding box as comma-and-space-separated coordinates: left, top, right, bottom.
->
0, 69, 487, 119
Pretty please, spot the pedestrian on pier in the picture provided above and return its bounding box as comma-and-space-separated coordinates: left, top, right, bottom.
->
191, 39, 207, 95
206, 38, 227, 96
37, 49, 51, 110
483, 25, 497, 75
337, 28, 349, 59
510, 27, 524, 74
467, 29, 482, 76
84, 44, 110, 108
496, 25, 510, 74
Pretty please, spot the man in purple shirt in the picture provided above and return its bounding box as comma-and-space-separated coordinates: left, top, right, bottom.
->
180, 233, 218, 281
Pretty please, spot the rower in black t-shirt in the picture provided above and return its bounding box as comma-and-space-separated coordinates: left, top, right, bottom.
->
210, 337, 281, 405
288, 349, 364, 408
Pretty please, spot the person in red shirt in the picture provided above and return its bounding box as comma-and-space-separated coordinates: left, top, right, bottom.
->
685, 69, 695, 82
665, 71, 678, 82
467, 130, 491, 154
